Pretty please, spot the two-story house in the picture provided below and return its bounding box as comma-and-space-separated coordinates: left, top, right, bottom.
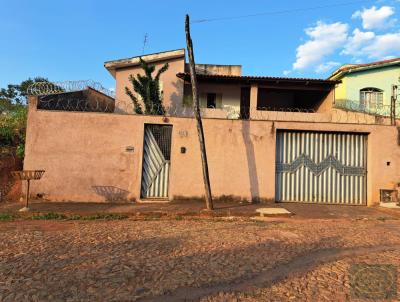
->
329, 58, 399, 117
23, 49, 400, 206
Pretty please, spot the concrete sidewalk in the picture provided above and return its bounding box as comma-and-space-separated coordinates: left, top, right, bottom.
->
1, 199, 399, 220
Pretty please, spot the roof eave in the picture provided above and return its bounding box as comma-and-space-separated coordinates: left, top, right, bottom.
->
104, 49, 185, 78
177, 73, 341, 86
329, 59, 400, 80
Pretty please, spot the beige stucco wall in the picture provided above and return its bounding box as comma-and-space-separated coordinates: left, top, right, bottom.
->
198, 83, 241, 110
114, 56, 185, 113
193, 64, 242, 76
315, 89, 335, 113
24, 97, 400, 206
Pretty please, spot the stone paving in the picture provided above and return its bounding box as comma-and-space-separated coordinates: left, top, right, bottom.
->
202, 249, 400, 302
1, 217, 400, 301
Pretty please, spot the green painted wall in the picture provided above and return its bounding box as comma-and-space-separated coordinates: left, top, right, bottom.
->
335, 65, 399, 106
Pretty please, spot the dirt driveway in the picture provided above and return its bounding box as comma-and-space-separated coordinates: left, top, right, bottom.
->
1, 215, 400, 301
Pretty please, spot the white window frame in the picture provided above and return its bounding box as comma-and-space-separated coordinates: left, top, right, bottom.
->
360, 87, 383, 111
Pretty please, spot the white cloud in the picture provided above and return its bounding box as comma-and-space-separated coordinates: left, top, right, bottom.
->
315, 61, 341, 73
293, 21, 348, 71
352, 6, 396, 30
342, 28, 375, 56
343, 29, 400, 58
288, 5, 400, 76
382, 55, 396, 60
363, 32, 400, 57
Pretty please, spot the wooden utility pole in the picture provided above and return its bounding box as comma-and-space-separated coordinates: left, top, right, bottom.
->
185, 14, 214, 210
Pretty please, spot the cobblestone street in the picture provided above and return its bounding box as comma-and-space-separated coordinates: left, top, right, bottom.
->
1, 217, 400, 301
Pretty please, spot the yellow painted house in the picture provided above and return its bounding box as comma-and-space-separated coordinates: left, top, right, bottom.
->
329, 58, 400, 116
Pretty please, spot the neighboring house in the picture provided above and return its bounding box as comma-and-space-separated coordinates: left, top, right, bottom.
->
23, 49, 400, 207
329, 58, 400, 117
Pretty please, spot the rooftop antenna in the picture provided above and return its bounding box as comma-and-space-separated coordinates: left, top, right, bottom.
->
142, 33, 148, 54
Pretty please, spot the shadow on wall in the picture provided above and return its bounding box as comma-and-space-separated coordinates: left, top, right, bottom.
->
168, 79, 187, 116
241, 121, 260, 203
92, 186, 130, 202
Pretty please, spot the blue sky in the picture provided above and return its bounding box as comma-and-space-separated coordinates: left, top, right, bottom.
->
1, 0, 399, 90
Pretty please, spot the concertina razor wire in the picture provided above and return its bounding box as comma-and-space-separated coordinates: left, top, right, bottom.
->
28, 80, 399, 126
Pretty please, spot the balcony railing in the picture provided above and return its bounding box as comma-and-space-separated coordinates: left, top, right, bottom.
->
334, 99, 400, 118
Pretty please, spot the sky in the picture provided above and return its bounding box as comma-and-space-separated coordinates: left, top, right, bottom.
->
1, 0, 399, 90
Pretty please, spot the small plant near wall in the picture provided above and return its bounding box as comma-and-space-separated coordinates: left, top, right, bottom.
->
125, 58, 169, 115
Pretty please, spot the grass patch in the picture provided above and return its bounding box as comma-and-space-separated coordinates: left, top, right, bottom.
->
30, 212, 128, 221
69, 213, 129, 220
32, 212, 67, 220
175, 215, 183, 221
0, 213, 16, 221
377, 216, 398, 222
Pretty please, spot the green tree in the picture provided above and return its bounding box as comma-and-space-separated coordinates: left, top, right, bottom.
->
0, 106, 26, 157
0, 77, 48, 111
0, 77, 48, 158
125, 58, 169, 115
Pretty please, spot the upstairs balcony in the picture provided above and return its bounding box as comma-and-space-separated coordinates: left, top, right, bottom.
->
178, 73, 343, 123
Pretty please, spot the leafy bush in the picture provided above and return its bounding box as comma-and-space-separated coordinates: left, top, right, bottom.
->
0, 77, 48, 158
0, 105, 27, 158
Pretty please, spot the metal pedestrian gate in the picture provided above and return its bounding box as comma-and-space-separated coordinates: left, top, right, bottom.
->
275, 130, 367, 205
141, 124, 172, 199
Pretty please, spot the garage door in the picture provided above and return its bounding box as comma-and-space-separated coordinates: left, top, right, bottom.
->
276, 131, 367, 205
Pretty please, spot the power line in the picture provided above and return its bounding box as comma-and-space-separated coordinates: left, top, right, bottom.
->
142, 33, 149, 54
191, 0, 372, 24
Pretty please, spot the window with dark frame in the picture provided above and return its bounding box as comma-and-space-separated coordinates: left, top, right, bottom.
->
206, 93, 216, 108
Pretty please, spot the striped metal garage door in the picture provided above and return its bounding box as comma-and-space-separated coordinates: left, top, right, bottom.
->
276, 130, 367, 205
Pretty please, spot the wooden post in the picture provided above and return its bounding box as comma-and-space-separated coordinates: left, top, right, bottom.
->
26, 179, 30, 208
185, 15, 214, 210
391, 85, 397, 126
